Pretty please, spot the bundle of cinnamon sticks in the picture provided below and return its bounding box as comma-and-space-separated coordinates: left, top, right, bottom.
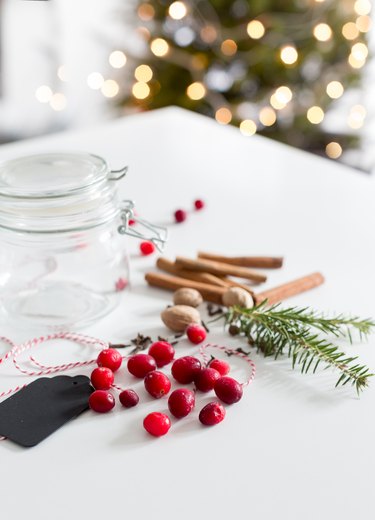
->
145, 252, 324, 306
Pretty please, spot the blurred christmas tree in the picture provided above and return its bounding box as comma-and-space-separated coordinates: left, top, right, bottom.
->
121, 0, 371, 159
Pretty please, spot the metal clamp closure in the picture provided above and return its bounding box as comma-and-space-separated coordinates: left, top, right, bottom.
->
117, 200, 168, 252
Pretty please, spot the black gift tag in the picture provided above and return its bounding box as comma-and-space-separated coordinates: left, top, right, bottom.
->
0, 375, 93, 447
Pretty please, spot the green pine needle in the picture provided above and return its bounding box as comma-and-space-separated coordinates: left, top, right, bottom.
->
222, 301, 375, 393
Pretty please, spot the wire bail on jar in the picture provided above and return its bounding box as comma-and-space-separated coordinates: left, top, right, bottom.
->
108, 166, 129, 182
118, 200, 168, 252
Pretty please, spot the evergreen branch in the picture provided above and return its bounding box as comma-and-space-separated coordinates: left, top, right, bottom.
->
223, 303, 375, 393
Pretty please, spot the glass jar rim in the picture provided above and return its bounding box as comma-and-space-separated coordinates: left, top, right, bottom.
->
0, 152, 108, 199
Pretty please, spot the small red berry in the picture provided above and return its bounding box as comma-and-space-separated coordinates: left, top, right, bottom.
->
144, 371, 171, 399
194, 199, 205, 210
214, 376, 243, 404
148, 341, 175, 368
168, 388, 195, 418
171, 356, 202, 384
119, 389, 139, 408
194, 367, 220, 392
143, 412, 171, 437
97, 348, 122, 372
89, 390, 115, 413
115, 277, 128, 292
140, 241, 156, 256
199, 401, 226, 426
208, 358, 230, 376
127, 354, 157, 378
174, 209, 187, 223
90, 367, 114, 390
186, 323, 207, 344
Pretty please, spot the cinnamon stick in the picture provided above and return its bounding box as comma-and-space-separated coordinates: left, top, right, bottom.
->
198, 251, 283, 269
175, 256, 267, 284
254, 272, 325, 305
145, 272, 226, 304
156, 258, 229, 288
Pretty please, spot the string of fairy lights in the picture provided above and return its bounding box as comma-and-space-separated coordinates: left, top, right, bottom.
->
34, 0, 372, 160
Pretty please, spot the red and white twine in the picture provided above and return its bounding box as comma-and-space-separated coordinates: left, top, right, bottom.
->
199, 343, 256, 387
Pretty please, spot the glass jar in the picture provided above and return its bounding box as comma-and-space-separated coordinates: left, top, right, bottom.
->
0, 153, 167, 330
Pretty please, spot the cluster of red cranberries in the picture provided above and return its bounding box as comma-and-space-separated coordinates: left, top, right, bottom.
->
139, 199, 205, 257
89, 323, 243, 437
174, 198, 205, 224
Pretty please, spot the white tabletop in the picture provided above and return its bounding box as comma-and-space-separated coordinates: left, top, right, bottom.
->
1, 107, 375, 520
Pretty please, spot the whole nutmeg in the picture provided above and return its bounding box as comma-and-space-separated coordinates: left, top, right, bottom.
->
161, 305, 201, 332
173, 288, 203, 308
222, 287, 254, 308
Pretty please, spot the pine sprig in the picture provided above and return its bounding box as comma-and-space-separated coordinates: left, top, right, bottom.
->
223, 302, 375, 393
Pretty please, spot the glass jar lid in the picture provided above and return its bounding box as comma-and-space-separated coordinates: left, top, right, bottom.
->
0, 153, 109, 198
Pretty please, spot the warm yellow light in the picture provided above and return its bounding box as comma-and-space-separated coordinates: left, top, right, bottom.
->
132, 82, 151, 99
348, 104, 366, 128
35, 85, 53, 103
186, 82, 206, 100
215, 107, 232, 125
101, 79, 119, 98
138, 3, 155, 21
200, 25, 217, 43
50, 93, 67, 111
275, 86, 293, 104
326, 142, 342, 159
356, 15, 372, 32
247, 20, 265, 39
326, 81, 344, 99
270, 94, 286, 110
240, 119, 257, 136
134, 64, 153, 82
313, 23, 332, 41
348, 54, 366, 68
259, 107, 276, 126
109, 50, 127, 69
354, 0, 371, 15
307, 106, 324, 124
168, 1, 187, 20
57, 65, 68, 82
87, 72, 104, 90
351, 42, 368, 60
342, 22, 360, 40
280, 45, 298, 65
314, 0, 325, 3
150, 38, 169, 57
221, 39, 238, 56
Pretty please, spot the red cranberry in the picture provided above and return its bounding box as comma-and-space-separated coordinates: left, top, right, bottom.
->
171, 356, 201, 384
199, 402, 226, 426
144, 371, 171, 398
143, 412, 171, 437
208, 358, 230, 376
90, 367, 114, 390
168, 388, 195, 418
148, 341, 175, 367
140, 241, 155, 256
186, 323, 207, 344
89, 390, 115, 413
97, 348, 122, 372
127, 354, 156, 378
214, 376, 243, 404
194, 367, 220, 392
115, 277, 128, 291
194, 199, 205, 210
174, 209, 187, 223
119, 389, 139, 408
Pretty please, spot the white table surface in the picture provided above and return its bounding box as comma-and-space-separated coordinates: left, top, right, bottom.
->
1, 107, 375, 520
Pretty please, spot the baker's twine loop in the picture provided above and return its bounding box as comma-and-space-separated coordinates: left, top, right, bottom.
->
199, 343, 256, 387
